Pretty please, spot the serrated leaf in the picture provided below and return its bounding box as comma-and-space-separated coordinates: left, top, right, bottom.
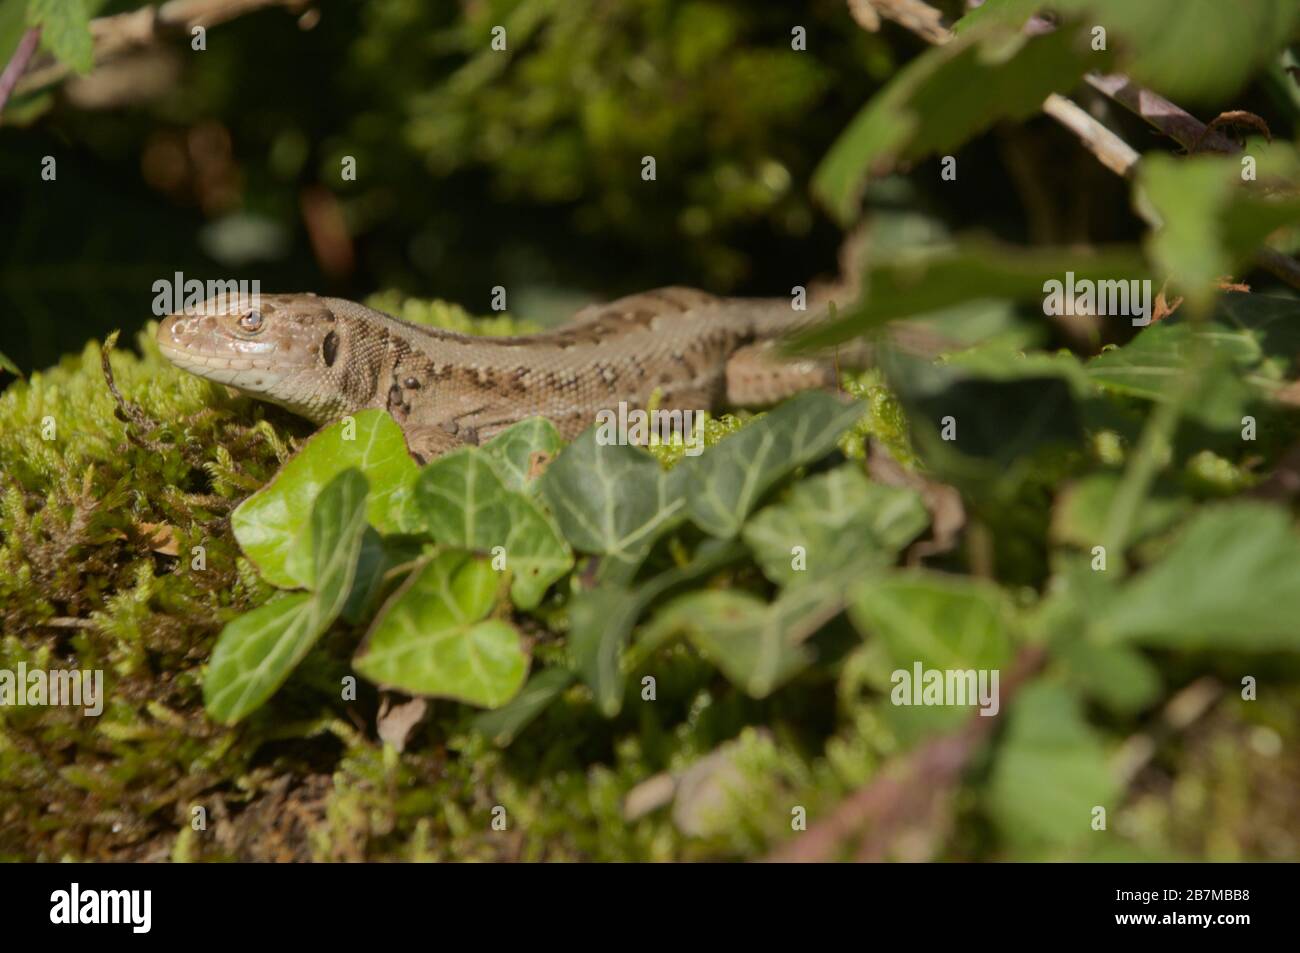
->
1100, 502, 1300, 651
204, 469, 370, 724
814, 22, 1099, 223
850, 571, 1016, 672
232, 409, 419, 588
742, 464, 927, 587
354, 550, 527, 707
481, 417, 564, 493
677, 391, 865, 539
414, 448, 572, 609
28, 0, 93, 74
539, 429, 686, 583
792, 243, 1149, 350
961, 0, 1300, 102
987, 682, 1116, 848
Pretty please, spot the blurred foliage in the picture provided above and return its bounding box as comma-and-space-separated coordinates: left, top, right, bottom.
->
1, 0, 896, 370
4, 0, 1300, 865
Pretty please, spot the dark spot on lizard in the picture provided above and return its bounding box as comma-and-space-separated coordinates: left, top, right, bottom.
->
321, 330, 339, 367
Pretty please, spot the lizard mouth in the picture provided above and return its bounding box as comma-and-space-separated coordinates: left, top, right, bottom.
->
156, 313, 291, 388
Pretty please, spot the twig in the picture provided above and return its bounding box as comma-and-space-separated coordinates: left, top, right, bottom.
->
0, 27, 41, 119
14, 0, 309, 96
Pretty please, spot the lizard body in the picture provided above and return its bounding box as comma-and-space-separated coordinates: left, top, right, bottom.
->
156, 288, 847, 458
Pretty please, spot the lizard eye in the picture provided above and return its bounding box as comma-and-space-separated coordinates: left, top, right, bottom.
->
239, 311, 264, 333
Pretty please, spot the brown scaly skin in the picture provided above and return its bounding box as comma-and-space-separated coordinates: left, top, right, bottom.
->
156, 288, 849, 459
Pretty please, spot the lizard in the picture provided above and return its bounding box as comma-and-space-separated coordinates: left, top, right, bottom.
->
156, 286, 895, 461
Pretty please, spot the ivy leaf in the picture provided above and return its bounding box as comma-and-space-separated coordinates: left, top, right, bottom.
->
814, 22, 1100, 223
742, 464, 928, 588
340, 529, 424, 626
232, 409, 419, 588
472, 667, 576, 746
539, 430, 686, 583
569, 539, 745, 717
1100, 502, 1300, 651
849, 571, 1016, 672
987, 682, 1116, 848
28, 0, 93, 74
677, 391, 865, 539
791, 243, 1149, 350
204, 469, 370, 724
643, 586, 840, 697
481, 417, 564, 493
354, 550, 528, 707
961, 0, 1300, 102
413, 448, 573, 610
1086, 295, 1300, 428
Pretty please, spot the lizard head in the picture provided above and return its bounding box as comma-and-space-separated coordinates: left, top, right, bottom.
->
156, 293, 350, 422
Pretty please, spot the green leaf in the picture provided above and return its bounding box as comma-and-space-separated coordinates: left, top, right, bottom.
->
568, 538, 745, 716
814, 22, 1100, 223
792, 243, 1149, 350
568, 584, 644, 716
961, 0, 1300, 102
472, 667, 576, 746
644, 586, 838, 697
28, 0, 92, 74
414, 448, 573, 610
1100, 502, 1300, 651
354, 550, 528, 707
232, 409, 419, 588
539, 430, 686, 583
204, 469, 370, 724
850, 571, 1016, 672
1051, 473, 1189, 549
0, 349, 20, 377
339, 529, 424, 626
1138, 147, 1300, 309
742, 464, 928, 587
987, 682, 1116, 848
481, 417, 564, 493
1086, 294, 1300, 427
677, 391, 865, 539
1057, 641, 1162, 715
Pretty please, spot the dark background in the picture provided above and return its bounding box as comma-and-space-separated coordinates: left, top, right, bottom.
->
0, 0, 1153, 372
